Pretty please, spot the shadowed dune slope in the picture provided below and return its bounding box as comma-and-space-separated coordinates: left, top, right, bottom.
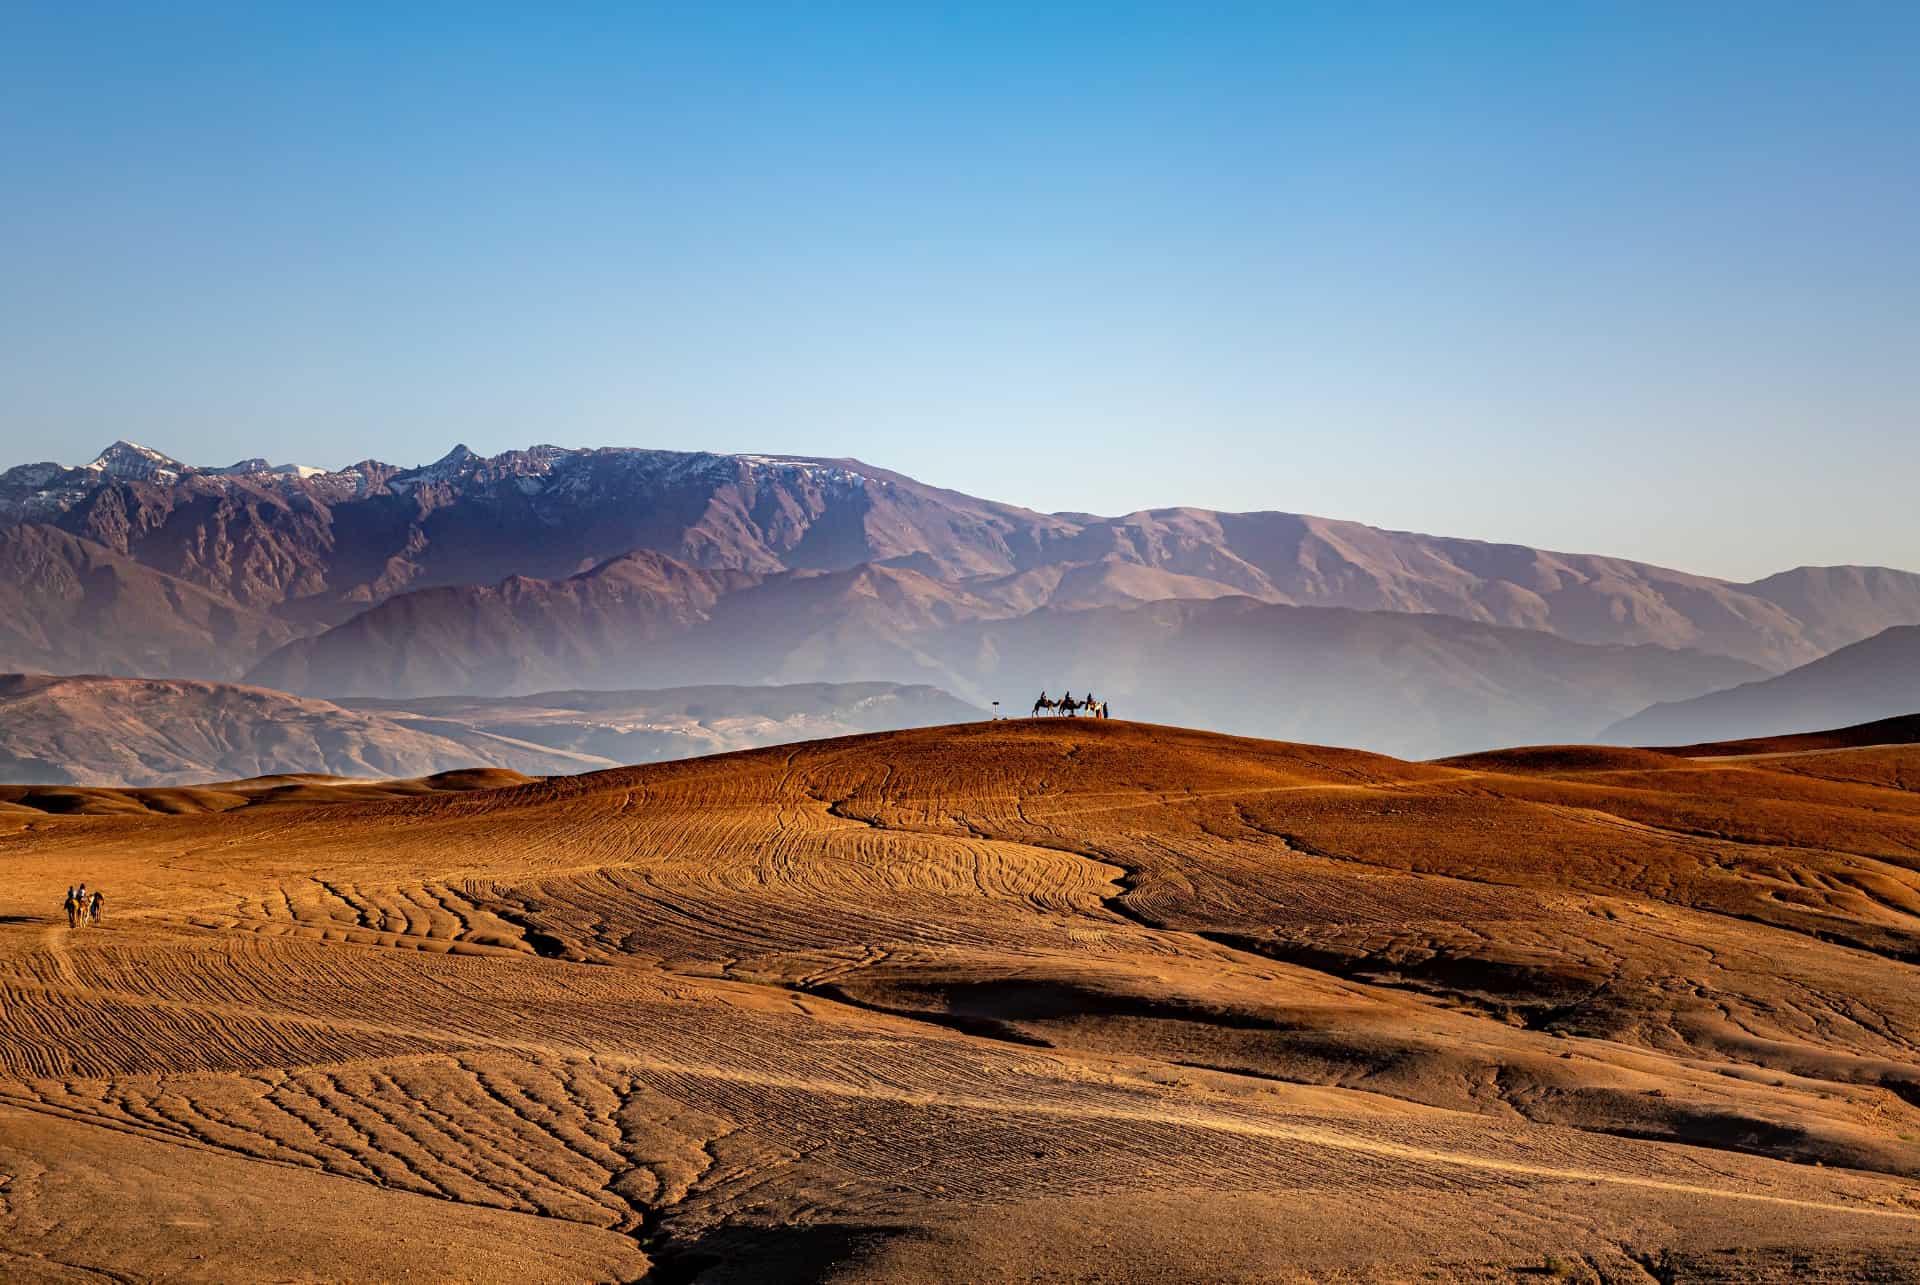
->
5, 719, 1920, 1281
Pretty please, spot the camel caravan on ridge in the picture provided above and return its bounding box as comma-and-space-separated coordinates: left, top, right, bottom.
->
1031, 691, 1110, 719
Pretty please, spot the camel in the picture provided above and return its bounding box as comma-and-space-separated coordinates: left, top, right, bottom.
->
1034, 691, 1109, 718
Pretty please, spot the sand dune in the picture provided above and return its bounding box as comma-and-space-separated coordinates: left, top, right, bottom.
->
3, 720, 1920, 1280
1656, 710, 1920, 758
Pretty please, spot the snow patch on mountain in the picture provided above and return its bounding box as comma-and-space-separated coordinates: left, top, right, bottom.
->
84, 440, 188, 482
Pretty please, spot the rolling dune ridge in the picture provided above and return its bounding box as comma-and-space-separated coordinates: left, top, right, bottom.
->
4, 720, 1920, 1281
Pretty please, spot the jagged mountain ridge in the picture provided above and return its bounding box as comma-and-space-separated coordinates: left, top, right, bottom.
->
4, 440, 1920, 683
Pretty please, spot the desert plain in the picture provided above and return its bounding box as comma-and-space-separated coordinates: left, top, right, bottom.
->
3, 719, 1920, 1282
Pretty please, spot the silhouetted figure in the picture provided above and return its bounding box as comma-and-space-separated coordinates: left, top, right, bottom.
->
64, 887, 78, 929
88, 890, 104, 925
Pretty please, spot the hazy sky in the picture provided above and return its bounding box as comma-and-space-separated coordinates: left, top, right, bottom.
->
2, 2, 1914, 580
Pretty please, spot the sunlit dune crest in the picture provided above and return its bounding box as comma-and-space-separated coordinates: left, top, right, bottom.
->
4, 719, 1920, 1280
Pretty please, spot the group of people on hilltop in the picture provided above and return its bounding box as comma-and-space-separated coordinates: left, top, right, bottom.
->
1031, 691, 1111, 719
64, 883, 104, 929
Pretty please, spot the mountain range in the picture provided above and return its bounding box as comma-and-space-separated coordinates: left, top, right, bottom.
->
5, 439, 1919, 757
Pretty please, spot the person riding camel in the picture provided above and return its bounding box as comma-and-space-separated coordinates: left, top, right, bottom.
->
64, 887, 78, 929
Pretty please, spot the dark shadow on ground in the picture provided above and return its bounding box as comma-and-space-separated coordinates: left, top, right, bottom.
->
639, 1222, 924, 1285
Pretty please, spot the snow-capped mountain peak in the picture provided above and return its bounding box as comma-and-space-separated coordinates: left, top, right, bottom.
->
214, 457, 329, 479
84, 440, 189, 482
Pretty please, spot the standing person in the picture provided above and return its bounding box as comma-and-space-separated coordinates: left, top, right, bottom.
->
88, 889, 104, 925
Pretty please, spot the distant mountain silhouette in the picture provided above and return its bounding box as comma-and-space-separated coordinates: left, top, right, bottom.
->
2, 442, 1916, 679
248, 551, 757, 697
1604, 625, 1920, 746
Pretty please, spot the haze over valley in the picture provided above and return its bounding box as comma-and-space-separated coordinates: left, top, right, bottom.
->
4, 440, 1917, 767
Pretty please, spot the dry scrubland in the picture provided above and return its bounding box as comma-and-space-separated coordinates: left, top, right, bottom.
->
4, 721, 1920, 1281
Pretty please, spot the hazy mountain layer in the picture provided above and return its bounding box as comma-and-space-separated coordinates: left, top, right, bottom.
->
1604, 624, 1920, 746
247, 555, 1763, 758
346, 682, 983, 767
0, 673, 562, 786
0, 524, 299, 681
0, 673, 981, 787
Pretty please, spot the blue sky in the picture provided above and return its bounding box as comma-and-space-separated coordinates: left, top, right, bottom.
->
1, 2, 1914, 580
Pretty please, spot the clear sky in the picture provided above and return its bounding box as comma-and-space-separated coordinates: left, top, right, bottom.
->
1, 2, 1914, 580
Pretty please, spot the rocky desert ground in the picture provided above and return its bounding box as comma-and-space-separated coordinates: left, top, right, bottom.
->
4, 719, 1920, 1282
